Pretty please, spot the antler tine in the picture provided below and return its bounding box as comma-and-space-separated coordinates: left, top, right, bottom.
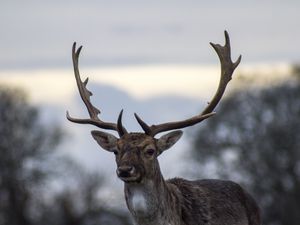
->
66, 42, 128, 136
135, 31, 241, 137
202, 30, 241, 115
117, 110, 128, 136
134, 113, 152, 135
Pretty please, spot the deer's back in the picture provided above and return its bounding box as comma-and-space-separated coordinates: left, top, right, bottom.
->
167, 178, 261, 225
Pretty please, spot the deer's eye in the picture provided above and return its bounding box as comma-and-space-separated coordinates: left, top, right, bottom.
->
113, 150, 119, 155
145, 149, 155, 156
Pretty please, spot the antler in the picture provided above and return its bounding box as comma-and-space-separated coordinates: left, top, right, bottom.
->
135, 31, 241, 136
66, 43, 127, 137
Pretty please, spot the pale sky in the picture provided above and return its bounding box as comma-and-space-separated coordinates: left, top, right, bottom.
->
1, 1, 300, 69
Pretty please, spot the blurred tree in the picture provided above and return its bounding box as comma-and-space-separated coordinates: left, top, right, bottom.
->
0, 86, 131, 225
291, 63, 300, 80
191, 80, 300, 225
0, 86, 62, 225
36, 162, 132, 225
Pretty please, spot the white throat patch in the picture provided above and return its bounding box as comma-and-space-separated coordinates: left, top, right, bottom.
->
130, 190, 148, 213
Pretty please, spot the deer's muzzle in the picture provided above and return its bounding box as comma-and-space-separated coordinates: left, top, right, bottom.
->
117, 165, 141, 183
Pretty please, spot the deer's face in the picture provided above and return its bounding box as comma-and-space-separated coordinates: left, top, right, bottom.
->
91, 130, 182, 183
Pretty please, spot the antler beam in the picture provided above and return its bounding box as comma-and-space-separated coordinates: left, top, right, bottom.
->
135, 31, 241, 136
66, 43, 127, 137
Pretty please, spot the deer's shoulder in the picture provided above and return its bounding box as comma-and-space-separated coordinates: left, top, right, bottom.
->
167, 177, 246, 197
167, 178, 253, 225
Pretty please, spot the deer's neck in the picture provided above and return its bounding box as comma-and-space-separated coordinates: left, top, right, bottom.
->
124, 165, 181, 225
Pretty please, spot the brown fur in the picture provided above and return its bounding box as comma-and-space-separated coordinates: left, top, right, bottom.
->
93, 132, 261, 225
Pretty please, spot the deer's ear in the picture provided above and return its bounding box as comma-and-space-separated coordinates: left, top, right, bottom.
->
157, 130, 183, 154
91, 130, 118, 152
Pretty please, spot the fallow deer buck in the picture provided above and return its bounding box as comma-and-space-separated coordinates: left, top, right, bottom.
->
67, 31, 261, 225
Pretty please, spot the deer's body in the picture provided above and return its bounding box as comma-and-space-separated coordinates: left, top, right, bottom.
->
126, 178, 260, 225
67, 31, 261, 225
117, 133, 260, 225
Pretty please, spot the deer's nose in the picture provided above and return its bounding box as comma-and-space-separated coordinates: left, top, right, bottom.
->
117, 165, 135, 177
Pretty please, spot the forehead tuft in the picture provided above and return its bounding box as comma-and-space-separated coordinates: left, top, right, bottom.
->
118, 132, 154, 147
124, 132, 149, 140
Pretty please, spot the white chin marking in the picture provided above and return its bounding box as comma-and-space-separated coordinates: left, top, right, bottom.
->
131, 191, 147, 213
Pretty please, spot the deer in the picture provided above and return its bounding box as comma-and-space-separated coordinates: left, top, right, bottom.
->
66, 31, 261, 225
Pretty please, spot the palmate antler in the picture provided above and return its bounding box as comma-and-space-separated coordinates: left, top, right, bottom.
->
134, 31, 241, 136
66, 43, 127, 136
67, 31, 241, 137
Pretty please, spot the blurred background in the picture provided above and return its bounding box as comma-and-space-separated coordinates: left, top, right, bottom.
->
1, 1, 300, 225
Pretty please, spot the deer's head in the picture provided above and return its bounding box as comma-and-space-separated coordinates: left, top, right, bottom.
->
67, 31, 241, 183
91, 130, 182, 183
